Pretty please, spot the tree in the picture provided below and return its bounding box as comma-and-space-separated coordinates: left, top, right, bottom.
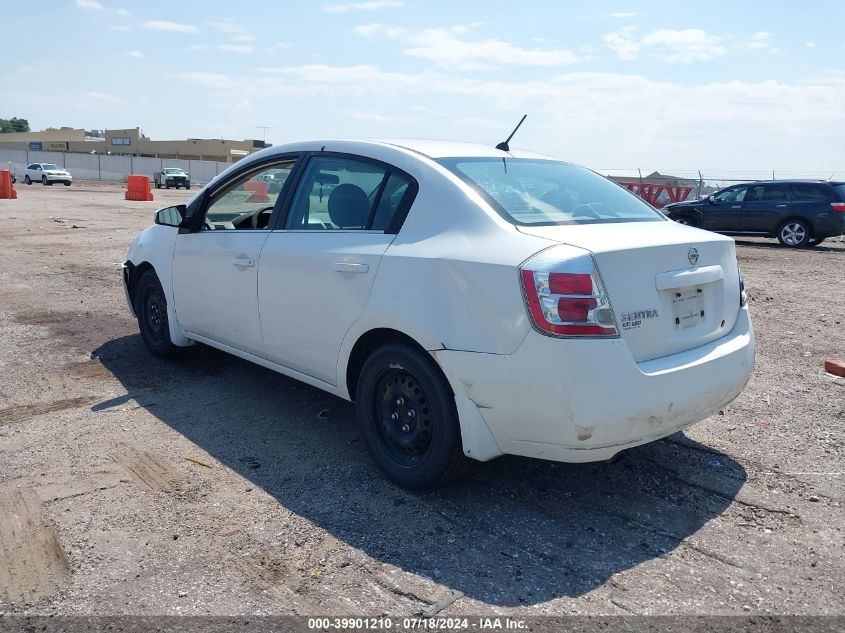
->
0, 117, 31, 133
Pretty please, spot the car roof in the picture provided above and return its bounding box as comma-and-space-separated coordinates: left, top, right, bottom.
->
373, 138, 555, 160
255, 138, 557, 161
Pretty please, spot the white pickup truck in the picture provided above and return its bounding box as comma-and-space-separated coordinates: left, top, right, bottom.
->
154, 167, 190, 190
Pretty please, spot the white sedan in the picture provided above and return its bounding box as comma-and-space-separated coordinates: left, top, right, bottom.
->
23, 162, 72, 186
122, 139, 755, 489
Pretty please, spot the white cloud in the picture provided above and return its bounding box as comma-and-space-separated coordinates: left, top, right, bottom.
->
604, 27, 725, 62
610, 12, 637, 18
324, 1, 402, 13
143, 20, 198, 33
209, 20, 254, 42
742, 31, 779, 54
219, 44, 255, 54
603, 26, 640, 61
356, 23, 583, 71
126, 50, 144, 59
75, 0, 129, 15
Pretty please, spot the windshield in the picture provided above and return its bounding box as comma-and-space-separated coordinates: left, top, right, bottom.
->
41, 164, 59, 170
437, 158, 663, 226
163, 168, 184, 174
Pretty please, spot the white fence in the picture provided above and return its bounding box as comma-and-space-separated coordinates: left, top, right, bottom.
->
0, 148, 231, 185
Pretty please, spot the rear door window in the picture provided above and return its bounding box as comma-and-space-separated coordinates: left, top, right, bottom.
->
284, 155, 415, 232
762, 184, 787, 201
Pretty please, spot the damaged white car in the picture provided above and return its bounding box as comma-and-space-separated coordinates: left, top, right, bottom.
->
122, 139, 755, 489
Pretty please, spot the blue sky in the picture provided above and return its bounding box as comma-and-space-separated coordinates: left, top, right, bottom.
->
3, 1, 844, 175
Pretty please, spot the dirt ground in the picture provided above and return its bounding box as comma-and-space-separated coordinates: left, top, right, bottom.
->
0, 182, 842, 617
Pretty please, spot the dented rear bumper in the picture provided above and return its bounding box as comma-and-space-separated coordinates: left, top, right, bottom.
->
434, 306, 755, 463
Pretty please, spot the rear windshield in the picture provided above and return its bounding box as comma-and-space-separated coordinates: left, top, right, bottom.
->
437, 158, 664, 226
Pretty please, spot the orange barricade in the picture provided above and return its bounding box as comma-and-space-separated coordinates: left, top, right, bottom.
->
243, 180, 270, 202
0, 170, 17, 199
125, 175, 154, 201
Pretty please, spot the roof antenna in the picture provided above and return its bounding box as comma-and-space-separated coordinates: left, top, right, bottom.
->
495, 114, 527, 152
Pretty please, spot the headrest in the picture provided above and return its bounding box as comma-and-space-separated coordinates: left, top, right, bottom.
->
328, 184, 370, 229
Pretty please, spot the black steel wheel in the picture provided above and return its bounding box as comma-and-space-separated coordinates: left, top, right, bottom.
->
356, 343, 471, 490
135, 269, 181, 358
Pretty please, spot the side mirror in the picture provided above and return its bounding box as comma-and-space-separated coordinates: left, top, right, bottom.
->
155, 205, 186, 227
707, 195, 716, 204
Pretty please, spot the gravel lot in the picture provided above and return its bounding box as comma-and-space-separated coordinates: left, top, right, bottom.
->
0, 183, 842, 617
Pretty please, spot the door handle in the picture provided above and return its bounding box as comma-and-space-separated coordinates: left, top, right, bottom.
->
232, 257, 255, 267
333, 262, 369, 274
776, 204, 787, 207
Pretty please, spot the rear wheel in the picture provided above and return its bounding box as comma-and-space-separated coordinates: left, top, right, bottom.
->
63, 181, 71, 187
135, 269, 181, 359
356, 344, 470, 490
777, 220, 811, 248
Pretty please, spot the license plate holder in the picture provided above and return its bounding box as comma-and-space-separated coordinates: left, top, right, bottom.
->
672, 287, 704, 329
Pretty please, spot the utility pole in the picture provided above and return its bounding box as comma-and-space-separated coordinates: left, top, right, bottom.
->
256, 126, 273, 146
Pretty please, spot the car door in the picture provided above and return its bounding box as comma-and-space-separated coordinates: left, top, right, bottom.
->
258, 153, 416, 385
742, 183, 788, 233
701, 185, 748, 231
171, 157, 299, 356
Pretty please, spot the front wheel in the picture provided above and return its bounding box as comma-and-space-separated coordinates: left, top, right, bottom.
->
24, 175, 31, 185
64, 181, 71, 187
42, 176, 49, 185
356, 344, 471, 490
777, 220, 812, 248
135, 269, 181, 359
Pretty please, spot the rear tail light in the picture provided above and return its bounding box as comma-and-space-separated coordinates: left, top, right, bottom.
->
831, 202, 845, 212
520, 245, 619, 337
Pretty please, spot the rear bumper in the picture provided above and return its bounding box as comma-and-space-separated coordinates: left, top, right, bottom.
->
814, 214, 845, 239
435, 306, 755, 463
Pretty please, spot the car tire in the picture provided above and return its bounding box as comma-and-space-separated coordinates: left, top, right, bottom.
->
42, 176, 48, 185
24, 175, 31, 185
64, 181, 71, 187
777, 219, 812, 248
135, 269, 181, 359
356, 343, 471, 490
165, 184, 170, 189
155, 182, 161, 189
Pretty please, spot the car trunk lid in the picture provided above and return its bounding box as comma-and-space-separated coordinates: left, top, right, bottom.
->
517, 220, 742, 363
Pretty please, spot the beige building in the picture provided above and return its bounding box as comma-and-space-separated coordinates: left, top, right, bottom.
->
0, 127, 266, 162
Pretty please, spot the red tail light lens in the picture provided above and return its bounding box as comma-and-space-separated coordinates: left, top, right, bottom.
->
831, 202, 845, 212
549, 272, 593, 295
520, 245, 619, 338
558, 297, 598, 322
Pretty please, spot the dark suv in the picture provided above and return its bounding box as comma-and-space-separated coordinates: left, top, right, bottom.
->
664, 181, 845, 248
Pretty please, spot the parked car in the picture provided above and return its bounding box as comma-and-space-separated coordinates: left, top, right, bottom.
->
664, 180, 845, 248
23, 163, 72, 186
122, 139, 754, 489
154, 167, 190, 190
